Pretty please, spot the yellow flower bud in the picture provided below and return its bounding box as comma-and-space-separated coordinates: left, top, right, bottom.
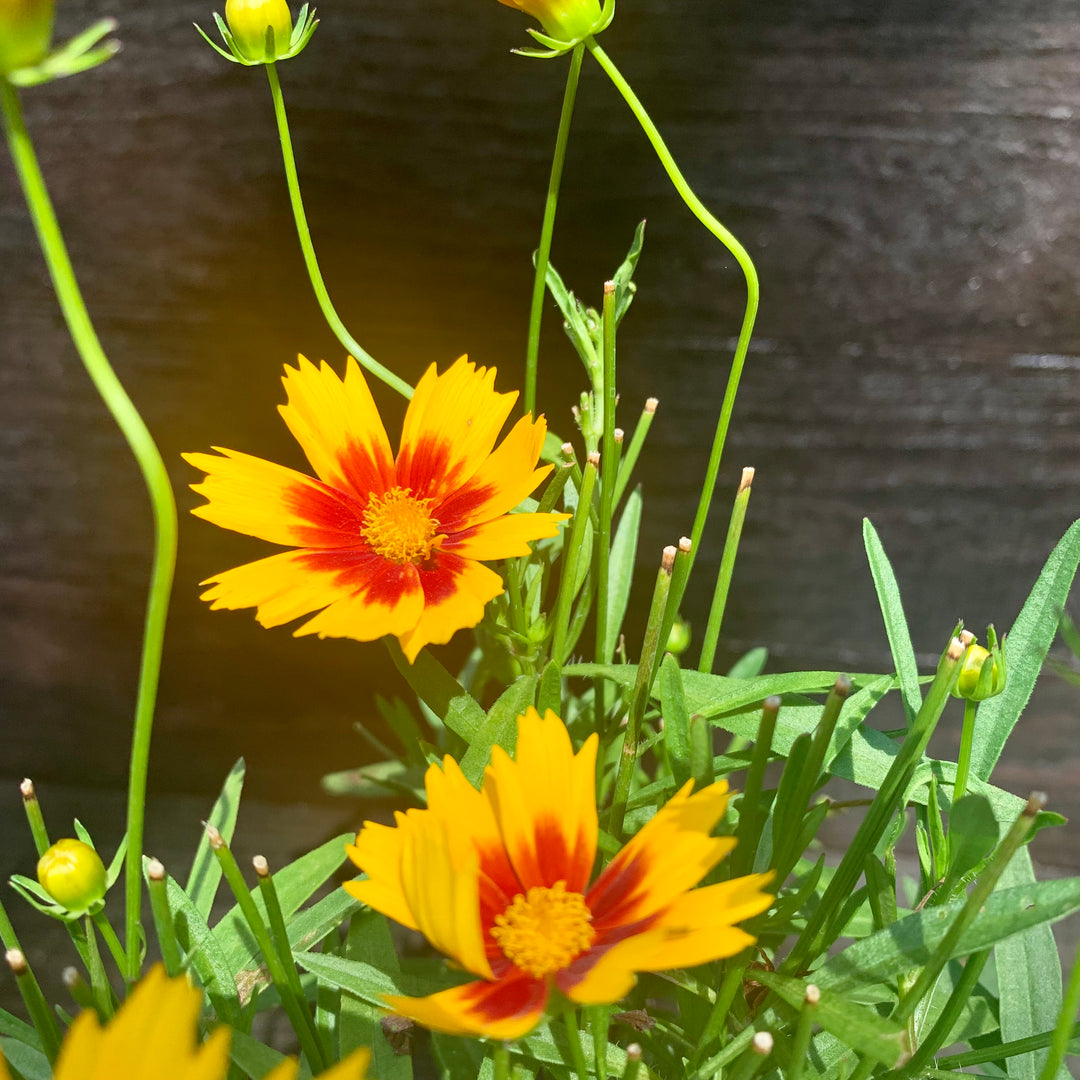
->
0, 0, 54, 75
497, 0, 604, 44
225, 0, 292, 62
953, 627, 1007, 702
37, 838, 107, 911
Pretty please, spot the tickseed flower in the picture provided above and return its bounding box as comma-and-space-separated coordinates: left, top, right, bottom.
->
37, 838, 107, 912
0, 0, 54, 75
184, 356, 566, 662
0, 964, 371, 1080
346, 708, 773, 1038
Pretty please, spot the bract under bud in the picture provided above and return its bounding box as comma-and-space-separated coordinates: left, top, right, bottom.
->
0, 0, 54, 76
498, 0, 604, 45
37, 838, 107, 911
225, 0, 291, 62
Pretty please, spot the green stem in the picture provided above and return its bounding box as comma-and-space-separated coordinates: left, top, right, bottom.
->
698, 467, 754, 673
551, 456, 599, 665
612, 398, 656, 509
146, 860, 182, 977
91, 909, 127, 976
562, 1007, 591, 1080
606, 547, 674, 839
5, 950, 61, 1062
0, 77, 178, 985
788, 985, 821, 1080
732, 696, 779, 877
595, 282, 618, 723
493, 1042, 512, 1080
953, 699, 978, 803
586, 40, 759, 620
265, 62, 412, 399
525, 42, 584, 418
689, 952, 752, 1069
19, 781, 50, 857
1039, 933, 1080, 1080
938, 1025, 1080, 1070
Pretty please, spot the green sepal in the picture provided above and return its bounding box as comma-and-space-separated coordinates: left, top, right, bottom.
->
196, 5, 319, 67
512, 0, 615, 59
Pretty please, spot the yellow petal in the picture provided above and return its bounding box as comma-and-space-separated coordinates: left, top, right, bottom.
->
294, 560, 425, 642
180, 1026, 233, 1080
447, 511, 568, 561
183, 448, 365, 548
396, 553, 504, 662
587, 781, 735, 931
396, 357, 517, 508
434, 413, 553, 532
345, 817, 421, 932
261, 1060, 301, 1080
316, 1047, 372, 1080
385, 971, 547, 1039
485, 708, 599, 894
278, 356, 396, 497
53, 1009, 104, 1080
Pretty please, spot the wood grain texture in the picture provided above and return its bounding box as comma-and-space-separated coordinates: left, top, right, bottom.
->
2, 0, 1079, 862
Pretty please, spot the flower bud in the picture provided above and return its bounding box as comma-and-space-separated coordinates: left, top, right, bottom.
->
666, 613, 691, 656
37, 838, 107, 911
953, 626, 1007, 701
225, 0, 291, 62
498, 0, 604, 44
0, 0, 54, 75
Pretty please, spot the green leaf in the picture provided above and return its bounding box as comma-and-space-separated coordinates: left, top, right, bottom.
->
863, 519, 922, 724
321, 759, 424, 801
0, 1008, 41, 1050
660, 654, 692, 788
294, 949, 449, 1004
375, 695, 426, 767
994, 848, 1068, 1080
727, 646, 768, 679
340, 911, 414, 1080
814, 876, 1080, 995
537, 660, 562, 717
458, 675, 538, 784
286, 885, 360, 955
604, 488, 642, 660
0, 1038, 51, 1080
187, 758, 245, 920
612, 220, 646, 325
389, 641, 487, 747
754, 970, 909, 1066
944, 794, 999, 894
229, 1027, 310, 1079
971, 519, 1080, 781
823, 674, 894, 771
215, 833, 352, 973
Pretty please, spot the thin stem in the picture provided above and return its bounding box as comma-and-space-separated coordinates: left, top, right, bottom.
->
938, 1025, 1080, 1070
551, 456, 599, 665
587, 40, 759, 620
525, 42, 585, 418
732, 696, 779, 877
264, 62, 412, 399
562, 1007, 591, 1080
788, 986, 821, 1080
698, 467, 754, 673
91, 909, 128, 975
595, 282, 618, 723
690, 952, 753, 1069
612, 398, 656, 509
493, 1042, 512, 1080
4, 950, 61, 1062
19, 780, 50, 857
0, 77, 178, 985
1039, 934, 1080, 1080
953, 699, 978, 803
589, 1005, 610, 1079
146, 860, 182, 977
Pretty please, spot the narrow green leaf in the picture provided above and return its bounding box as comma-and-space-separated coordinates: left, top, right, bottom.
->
994, 848, 1068, 1080
285, 885, 360, 956
604, 489, 642, 660
814, 876, 1080, 995
612, 220, 646, 324
754, 969, 909, 1066
215, 833, 352, 973
187, 758, 246, 920
971, 519, 1080, 781
660, 654, 692, 788
0, 1038, 51, 1080
229, 1028, 309, 1080
944, 794, 999, 894
388, 642, 487, 745
863, 519, 922, 724
294, 949, 448, 1004
0, 1008, 41, 1050
458, 675, 539, 784
727, 646, 768, 679
537, 660, 562, 717
340, 911, 413, 1080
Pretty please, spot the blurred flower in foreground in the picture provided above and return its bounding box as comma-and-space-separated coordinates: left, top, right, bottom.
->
0, 0, 53, 75
347, 708, 773, 1038
37, 839, 106, 912
0, 964, 371, 1080
185, 356, 566, 662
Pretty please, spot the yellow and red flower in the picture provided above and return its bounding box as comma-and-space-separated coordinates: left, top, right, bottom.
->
184, 356, 566, 662
346, 708, 773, 1039
0, 964, 370, 1080
495, 0, 604, 44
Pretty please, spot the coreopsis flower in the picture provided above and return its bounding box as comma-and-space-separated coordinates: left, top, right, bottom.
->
0, 964, 370, 1080
184, 356, 565, 662
0, 0, 53, 74
497, 0, 605, 44
346, 708, 773, 1038
37, 839, 107, 912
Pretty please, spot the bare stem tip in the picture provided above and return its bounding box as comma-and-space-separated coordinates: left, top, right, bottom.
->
604, 279, 616, 294
645, 397, 659, 414
587, 450, 601, 467
751, 1032, 774, 1056
678, 536, 692, 554
626, 1043, 643, 1062
804, 984, 821, 1006
5, 950, 26, 976
205, 824, 224, 850
739, 466, 755, 493
561, 442, 576, 460
661, 545, 678, 574
253, 855, 270, 878
614, 428, 625, 443
19, 779, 34, 801
146, 858, 166, 882
959, 628, 976, 647
946, 637, 965, 662
1025, 792, 1048, 816
764, 695, 782, 712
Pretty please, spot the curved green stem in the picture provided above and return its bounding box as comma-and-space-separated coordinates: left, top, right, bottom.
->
585, 40, 759, 613
525, 43, 584, 418
1, 77, 177, 984
265, 62, 412, 399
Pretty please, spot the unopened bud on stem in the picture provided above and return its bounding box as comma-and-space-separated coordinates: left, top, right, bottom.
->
225, 0, 292, 61
37, 839, 107, 911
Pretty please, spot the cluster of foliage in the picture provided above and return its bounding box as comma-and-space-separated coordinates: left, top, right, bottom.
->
3, 2, 1080, 1080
